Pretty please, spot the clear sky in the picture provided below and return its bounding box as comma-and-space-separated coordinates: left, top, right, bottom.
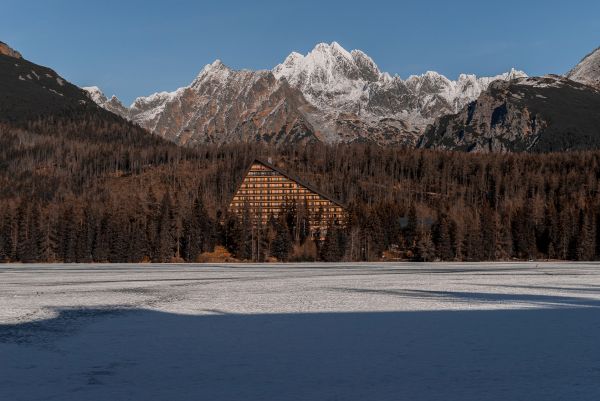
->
3, 0, 599, 105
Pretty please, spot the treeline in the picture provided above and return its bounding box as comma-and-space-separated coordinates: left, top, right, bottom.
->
1, 116, 600, 262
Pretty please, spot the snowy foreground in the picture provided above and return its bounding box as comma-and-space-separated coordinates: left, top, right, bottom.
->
2, 262, 600, 401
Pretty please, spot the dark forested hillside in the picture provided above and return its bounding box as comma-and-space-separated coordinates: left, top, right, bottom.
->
2, 42, 599, 263
1, 117, 599, 263
0, 52, 105, 123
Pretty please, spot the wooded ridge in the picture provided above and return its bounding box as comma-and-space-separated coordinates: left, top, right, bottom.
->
1, 115, 598, 262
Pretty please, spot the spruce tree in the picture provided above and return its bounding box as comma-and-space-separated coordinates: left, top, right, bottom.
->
320, 224, 339, 262
415, 226, 435, 262
575, 210, 595, 261
271, 219, 292, 261
59, 207, 78, 263
156, 192, 175, 262
0, 209, 12, 262
15, 200, 29, 262
405, 205, 418, 249
22, 203, 43, 262
480, 204, 497, 261
433, 213, 454, 261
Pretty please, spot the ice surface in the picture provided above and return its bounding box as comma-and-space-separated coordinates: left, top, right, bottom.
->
2, 262, 600, 400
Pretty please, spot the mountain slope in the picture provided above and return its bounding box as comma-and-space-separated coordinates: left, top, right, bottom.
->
418, 75, 600, 152
567, 47, 600, 89
87, 42, 524, 146
0, 41, 182, 152
272, 42, 525, 122
90, 61, 324, 146
0, 47, 102, 123
0, 41, 22, 59
0, 41, 196, 206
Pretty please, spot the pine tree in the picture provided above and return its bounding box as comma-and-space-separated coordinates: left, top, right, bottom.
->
320, 223, 340, 262
40, 212, 58, 262
0, 209, 13, 262
75, 208, 95, 263
108, 207, 129, 263
405, 205, 418, 250
15, 200, 29, 262
511, 206, 536, 260
128, 218, 147, 263
364, 212, 385, 260
145, 187, 160, 261
463, 215, 483, 261
298, 199, 311, 244
92, 212, 110, 262
222, 213, 242, 257
59, 207, 78, 263
155, 192, 175, 262
480, 203, 497, 261
182, 196, 214, 262
433, 213, 454, 261
128, 199, 148, 262
495, 213, 513, 260
271, 218, 292, 261
284, 199, 298, 241
237, 202, 253, 261
415, 226, 435, 262
21, 203, 42, 262
575, 210, 595, 261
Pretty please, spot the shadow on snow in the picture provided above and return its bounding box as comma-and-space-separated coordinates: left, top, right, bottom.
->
2, 297, 600, 401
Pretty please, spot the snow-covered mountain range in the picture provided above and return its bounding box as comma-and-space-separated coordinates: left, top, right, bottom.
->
85, 42, 527, 146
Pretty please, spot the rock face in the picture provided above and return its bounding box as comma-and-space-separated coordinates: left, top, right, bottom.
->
86, 42, 525, 146
89, 61, 323, 145
0, 41, 22, 59
82, 86, 129, 117
567, 47, 600, 89
273, 42, 525, 122
418, 75, 600, 152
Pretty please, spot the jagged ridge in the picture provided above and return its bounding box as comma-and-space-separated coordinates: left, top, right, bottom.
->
86, 42, 525, 146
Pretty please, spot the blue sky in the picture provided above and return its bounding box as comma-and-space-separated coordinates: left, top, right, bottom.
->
3, 0, 599, 105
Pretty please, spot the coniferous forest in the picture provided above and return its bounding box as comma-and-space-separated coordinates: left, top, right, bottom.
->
1, 114, 599, 263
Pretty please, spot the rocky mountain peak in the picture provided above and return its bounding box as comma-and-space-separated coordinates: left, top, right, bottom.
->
567, 46, 600, 89
350, 49, 381, 81
85, 42, 528, 147
0, 41, 22, 59
273, 42, 383, 87
419, 73, 600, 153
195, 59, 231, 80
82, 86, 107, 104
83, 86, 128, 116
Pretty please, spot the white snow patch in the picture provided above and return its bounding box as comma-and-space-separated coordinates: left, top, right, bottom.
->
1, 263, 600, 400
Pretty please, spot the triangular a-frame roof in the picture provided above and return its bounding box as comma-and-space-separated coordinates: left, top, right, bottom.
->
233, 158, 346, 209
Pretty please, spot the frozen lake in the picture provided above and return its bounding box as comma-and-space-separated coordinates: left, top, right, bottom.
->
2, 262, 600, 400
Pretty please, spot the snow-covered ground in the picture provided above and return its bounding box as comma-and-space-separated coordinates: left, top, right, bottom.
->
2, 262, 600, 400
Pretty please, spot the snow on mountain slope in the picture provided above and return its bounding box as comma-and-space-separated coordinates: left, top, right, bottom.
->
567, 46, 600, 89
273, 42, 526, 122
89, 60, 327, 145
83, 86, 129, 116
419, 75, 600, 153
86, 42, 526, 146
